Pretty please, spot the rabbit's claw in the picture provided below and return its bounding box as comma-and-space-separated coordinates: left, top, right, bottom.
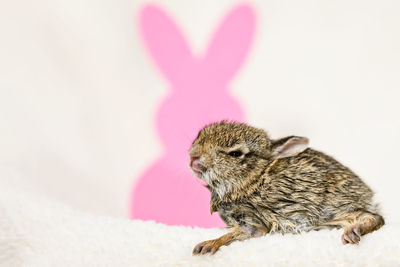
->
342, 224, 362, 244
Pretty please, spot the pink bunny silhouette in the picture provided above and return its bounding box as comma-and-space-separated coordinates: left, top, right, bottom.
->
131, 4, 256, 227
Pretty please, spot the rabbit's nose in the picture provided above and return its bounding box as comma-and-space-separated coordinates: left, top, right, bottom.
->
190, 156, 200, 168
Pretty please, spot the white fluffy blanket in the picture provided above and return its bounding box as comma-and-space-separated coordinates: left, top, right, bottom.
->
1, 175, 399, 267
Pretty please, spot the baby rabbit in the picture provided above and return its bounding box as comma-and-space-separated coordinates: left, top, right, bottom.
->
189, 121, 384, 255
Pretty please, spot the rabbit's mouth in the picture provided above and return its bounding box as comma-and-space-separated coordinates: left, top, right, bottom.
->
193, 169, 213, 187
191, 168, 203, 177
190, 165, 207, 179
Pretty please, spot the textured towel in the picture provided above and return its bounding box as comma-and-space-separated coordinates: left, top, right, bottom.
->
1, 171, 399, 267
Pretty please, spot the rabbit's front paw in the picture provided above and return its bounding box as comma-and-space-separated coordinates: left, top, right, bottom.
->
193, 240, 220, 255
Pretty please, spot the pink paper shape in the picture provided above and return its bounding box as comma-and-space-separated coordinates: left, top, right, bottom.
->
131, 4, 256, 227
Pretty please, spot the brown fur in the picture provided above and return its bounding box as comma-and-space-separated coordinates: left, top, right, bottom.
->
189, 121, 384, 255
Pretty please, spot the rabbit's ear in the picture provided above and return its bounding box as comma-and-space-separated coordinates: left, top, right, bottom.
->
203, 4, 255, 83
271, 136, 309, 159
139, 5, 193, 84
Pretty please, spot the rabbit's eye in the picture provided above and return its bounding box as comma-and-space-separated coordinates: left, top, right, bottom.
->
228, 150, 243, 157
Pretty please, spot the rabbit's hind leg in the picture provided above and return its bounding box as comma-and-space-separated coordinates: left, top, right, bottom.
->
320, 211, 384, 245
341, 212, 384, 245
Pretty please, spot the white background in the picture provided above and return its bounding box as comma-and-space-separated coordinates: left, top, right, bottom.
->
0, 0, 399, 222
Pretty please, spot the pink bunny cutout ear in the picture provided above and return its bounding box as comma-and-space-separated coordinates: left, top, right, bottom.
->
139, 5, 194, 85
131, 4, 256, 227
204, 5, 256, 84
139, 4, 255, 87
